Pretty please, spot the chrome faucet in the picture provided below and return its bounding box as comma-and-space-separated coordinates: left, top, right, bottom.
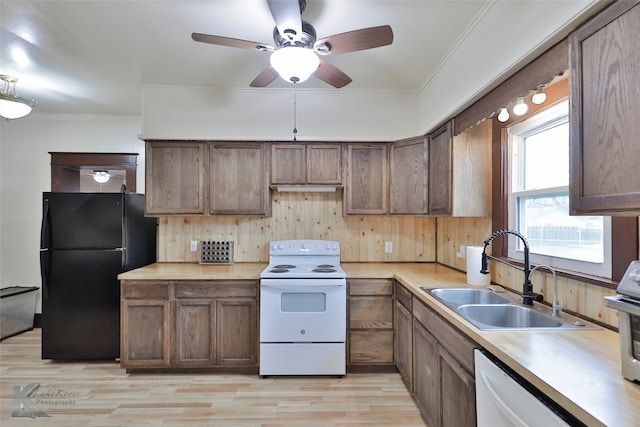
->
528, 264, 562, 316
480, 229, 543, 306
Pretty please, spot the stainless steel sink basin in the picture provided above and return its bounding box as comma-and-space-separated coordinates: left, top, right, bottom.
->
428, 287, 510, 306
457, 304, 562, 329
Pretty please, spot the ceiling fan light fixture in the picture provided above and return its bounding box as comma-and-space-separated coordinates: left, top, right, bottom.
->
0, 75, 37, 120
92, 170, 111, 184
270, 47, 319, 83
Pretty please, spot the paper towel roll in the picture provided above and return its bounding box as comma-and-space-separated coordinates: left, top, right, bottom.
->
466, 246, 490, 286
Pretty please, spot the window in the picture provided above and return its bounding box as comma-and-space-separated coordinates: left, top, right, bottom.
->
508, 100, 611, 278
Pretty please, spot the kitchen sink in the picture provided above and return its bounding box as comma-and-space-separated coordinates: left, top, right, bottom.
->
422, 286, 598, 331
458, 304, 561, 329
456, 304, 597, 330
428, 287, 510, 306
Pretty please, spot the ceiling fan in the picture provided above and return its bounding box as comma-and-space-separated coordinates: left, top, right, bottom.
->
191, 0, 393, 88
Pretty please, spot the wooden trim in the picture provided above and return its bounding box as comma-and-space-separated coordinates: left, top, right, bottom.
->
454, 39, 569, 135
49, 152, 138, 192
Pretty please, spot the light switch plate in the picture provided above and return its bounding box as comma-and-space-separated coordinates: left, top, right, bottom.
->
385, 241, 393, 253
190, 240, 198, 252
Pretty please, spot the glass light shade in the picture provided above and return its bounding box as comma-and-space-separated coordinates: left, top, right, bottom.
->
513, 98, 528, 116
0, 75, 36, 120
92, 171, 110, 184
270, 47, 320, 83
497, 107, 510, 123
531, 87, 547, 105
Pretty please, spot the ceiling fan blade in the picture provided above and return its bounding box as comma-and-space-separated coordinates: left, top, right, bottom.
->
315, 60, 352, 88
314, 25, 393, 55
267, 0, 302, 42
192, 33, 273, 51
250, 66, 280, 87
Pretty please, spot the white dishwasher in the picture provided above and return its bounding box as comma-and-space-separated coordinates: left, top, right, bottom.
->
475, 350, 580, 427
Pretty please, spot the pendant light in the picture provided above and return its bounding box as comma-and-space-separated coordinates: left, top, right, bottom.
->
531, 85, 547, 105
0, 75, 37, 120
513, 97, 528, 116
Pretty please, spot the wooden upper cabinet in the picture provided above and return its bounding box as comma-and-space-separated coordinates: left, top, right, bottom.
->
210, 143, 270, 215
145, 141, 206, 215
451, 118, 492, 217
345, 143, 388, 215
271, 143, 342, 185
307, 144, 342, 184
569, 1, 640, 214
428, 121, 453, 215
390, 137, 428, 215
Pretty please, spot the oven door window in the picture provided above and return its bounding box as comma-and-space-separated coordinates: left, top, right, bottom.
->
281, 292, 326, 312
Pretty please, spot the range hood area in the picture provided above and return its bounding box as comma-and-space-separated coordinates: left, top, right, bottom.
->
275, 186, 337, 193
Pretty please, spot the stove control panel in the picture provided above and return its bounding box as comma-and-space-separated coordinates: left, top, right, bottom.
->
269, 240, 340, 256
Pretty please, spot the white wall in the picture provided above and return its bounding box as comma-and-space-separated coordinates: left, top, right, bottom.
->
141, 86, 420, 141
0, 114, 144, 312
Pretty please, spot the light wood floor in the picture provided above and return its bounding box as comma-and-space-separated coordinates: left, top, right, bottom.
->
1, 329, 426, 426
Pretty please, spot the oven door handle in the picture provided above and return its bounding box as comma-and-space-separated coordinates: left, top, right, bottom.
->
261, 284, 345, 290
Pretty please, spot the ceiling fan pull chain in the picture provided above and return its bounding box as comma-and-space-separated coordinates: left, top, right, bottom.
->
293, 83, 298, 141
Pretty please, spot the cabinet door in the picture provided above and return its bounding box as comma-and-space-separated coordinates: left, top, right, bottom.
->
215, 298, 258, 366
569, 1, 640, 214
175, 299, 215, 366
395, 298, 413, 390
413, 319, 440, 427
428, 122, 453, 215
121, 299, 171, 368
145, 141, 206, 215
390, 137, 428, 214
345, 144, 388, 215
272, 144, 306, 184
210, 143, 270, 215
440, 347, 476, 427
452, 119, 491, 217
307, 144, 342, 184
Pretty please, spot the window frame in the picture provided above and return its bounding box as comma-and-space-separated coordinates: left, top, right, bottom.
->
506, 100, 612, 278
491, 79, 637, 288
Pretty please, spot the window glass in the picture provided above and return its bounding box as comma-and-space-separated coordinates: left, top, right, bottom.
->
508, 100, 611, 277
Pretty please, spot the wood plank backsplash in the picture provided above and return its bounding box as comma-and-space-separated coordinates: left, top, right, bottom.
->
158, 191, 436, 262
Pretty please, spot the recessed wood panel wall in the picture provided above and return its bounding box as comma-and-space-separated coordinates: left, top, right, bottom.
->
158, 191, 436, 263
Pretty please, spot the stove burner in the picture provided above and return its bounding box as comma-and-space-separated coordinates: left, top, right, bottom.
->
312, 268, 337, 273
273, 264, 296, 269
316, 264, 335, 269
269, 268, 290, 273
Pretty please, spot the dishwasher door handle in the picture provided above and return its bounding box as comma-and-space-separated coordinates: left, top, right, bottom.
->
478, 369, 528, 427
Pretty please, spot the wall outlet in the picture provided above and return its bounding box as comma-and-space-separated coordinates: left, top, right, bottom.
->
385, 241, 393, 253
190, 240, 198, 252
456, 245, 466, 259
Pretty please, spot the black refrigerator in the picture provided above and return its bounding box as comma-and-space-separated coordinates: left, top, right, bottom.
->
40, 192, 157, 360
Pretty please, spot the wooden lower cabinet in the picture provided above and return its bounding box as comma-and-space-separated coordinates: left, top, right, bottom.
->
121, 299, 171, 367
121, 280, 258, 371
347, 279, 394, 369
412, 299, 477, 426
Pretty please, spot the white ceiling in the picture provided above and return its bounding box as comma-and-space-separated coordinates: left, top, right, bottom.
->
1, 1, 598, 116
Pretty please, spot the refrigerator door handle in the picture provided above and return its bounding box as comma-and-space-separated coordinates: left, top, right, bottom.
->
40, 248, 50, 300
40, 198, 51, 299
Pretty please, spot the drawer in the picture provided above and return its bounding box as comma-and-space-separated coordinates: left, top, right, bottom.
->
349, 279, 394, 296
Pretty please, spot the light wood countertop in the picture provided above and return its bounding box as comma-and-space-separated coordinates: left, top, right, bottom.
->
119, 261, 640, 427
